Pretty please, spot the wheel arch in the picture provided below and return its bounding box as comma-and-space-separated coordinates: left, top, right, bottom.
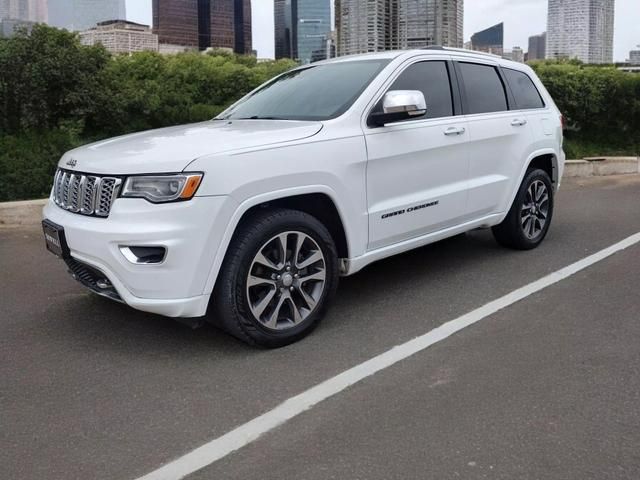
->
527, 152, 559, 188
498, 149, 560, 225
202, 186, 351, 295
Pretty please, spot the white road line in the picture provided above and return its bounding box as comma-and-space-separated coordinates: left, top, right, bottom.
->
136, 232, 640, 480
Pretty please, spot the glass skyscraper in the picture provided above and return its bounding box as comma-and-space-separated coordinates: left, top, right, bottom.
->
274, 0, 331, 64
153, 0, 251, 53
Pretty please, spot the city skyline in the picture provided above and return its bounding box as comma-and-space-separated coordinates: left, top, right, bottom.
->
2, 0, 635, 61
124, 0, 636, 61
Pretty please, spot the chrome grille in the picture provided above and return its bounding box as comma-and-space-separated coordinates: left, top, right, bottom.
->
52, 169, 122, 217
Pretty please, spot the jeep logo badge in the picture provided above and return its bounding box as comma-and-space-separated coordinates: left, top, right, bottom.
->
66, 158, 77, 168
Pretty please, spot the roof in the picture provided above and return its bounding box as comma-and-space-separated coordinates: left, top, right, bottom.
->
320, 47, 512, 65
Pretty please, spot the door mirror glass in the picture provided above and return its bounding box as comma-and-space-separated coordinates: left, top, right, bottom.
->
370, 90, 427, 126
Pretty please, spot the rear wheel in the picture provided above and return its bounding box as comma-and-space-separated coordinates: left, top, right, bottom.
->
210, 208, 339, 348
492, 168, 554, 250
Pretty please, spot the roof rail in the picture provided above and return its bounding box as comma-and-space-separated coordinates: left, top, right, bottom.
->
422, 46, 502, 59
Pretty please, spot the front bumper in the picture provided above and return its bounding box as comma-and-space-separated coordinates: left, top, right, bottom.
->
43, 195, 235, 318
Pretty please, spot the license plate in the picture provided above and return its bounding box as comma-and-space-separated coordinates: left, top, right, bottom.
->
42, 220, 70, 259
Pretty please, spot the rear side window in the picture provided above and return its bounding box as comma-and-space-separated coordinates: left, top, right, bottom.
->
504, 68, 545, 110
386, 61, 454, 119
458, 62, 508, 115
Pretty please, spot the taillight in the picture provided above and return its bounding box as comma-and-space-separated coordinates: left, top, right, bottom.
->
560, 114, 566, 130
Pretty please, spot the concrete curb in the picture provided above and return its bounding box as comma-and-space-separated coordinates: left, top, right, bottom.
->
1, 157, 639, 228
564, 157, 640, 178
0, 198, 47, 228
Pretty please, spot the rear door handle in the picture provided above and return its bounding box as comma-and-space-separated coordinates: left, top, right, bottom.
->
511, 119, 527, 126
444, 126, 466, 136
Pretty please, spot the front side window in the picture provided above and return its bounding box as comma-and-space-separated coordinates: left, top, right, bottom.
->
503, 68, 545, 110
383, 61, 454, 120
218, 59, 390, 122
458, 62, 508, 115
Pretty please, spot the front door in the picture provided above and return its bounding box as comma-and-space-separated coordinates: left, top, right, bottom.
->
364, 59, 470, 251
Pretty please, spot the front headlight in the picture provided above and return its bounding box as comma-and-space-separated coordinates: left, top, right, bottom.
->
121, 173, 203, 203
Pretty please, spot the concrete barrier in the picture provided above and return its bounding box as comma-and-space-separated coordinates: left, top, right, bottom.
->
0, 198, 46, 228
564, 157, 639, 178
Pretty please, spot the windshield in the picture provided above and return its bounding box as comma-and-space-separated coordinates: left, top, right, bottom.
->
218, 59, 391, 122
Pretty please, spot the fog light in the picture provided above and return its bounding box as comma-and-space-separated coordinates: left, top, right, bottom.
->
120, 246, 166, 264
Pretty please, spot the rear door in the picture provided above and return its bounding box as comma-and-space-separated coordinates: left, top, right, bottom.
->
454, 59, 534, 218
364, 58, 470, 251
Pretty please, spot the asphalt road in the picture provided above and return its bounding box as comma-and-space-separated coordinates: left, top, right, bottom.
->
1, 175, 639, 480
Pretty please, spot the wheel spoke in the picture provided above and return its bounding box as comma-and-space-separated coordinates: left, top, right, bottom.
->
254, 251, 278, 270
247, 275, 276, 288
299, 287, 317, 310
293, 233, 305, 267
287, 297, 303, 325
538, 193, 549, 206
275, 233, 289, 268
253, 287, 277, 319
300, 269, 326, 283
528, 216, 536, 237
264, 293, 287, 329
521, 213, 532, 225
297, 250, 323, 269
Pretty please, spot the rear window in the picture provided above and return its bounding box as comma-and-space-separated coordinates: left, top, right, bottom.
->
458, 62, 508, 115
504, 68, 545, 110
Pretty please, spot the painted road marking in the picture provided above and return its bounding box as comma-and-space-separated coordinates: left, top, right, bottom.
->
136, 232, 640, 480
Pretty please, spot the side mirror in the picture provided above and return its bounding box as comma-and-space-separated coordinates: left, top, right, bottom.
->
369, 90, 427, 126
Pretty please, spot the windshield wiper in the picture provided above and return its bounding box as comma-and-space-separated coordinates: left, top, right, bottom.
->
235, 116, 288, 120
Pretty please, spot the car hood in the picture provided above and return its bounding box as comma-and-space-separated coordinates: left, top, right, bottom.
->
58, 120, 324, 175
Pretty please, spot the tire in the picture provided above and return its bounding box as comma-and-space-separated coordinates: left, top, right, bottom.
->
210, 208, 339, 348
492, 168, 554, 250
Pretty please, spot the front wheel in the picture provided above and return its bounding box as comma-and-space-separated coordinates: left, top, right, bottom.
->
210, 208, 339, 348
492, 168, 554, 250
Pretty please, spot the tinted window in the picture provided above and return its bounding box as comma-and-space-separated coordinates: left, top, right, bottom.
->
218, 60, 390, 121
459, 62, 508, 114
384, 61, 454, 119
504, 68, 545, 109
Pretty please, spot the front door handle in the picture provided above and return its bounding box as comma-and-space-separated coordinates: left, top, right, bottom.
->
511, 119, 528, 126
444, 126, 466, 136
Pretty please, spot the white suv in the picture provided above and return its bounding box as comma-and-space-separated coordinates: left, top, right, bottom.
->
43, 48, 565, 347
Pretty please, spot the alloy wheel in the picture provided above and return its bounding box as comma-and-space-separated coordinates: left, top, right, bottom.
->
246, 231, 326, 330
521, 180, 549, 240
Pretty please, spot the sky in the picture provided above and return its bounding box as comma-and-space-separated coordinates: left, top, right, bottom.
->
126, 0, 638, 62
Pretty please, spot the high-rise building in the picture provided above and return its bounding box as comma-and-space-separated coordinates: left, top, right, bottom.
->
0, 0, 28, 20
1, 0, 46, 22
153, 0, 251, 54
0, 17, 34, 36
470, 22, 503, 56
274, 0, 331, 64
30, 0, 46, 22
504, 46, 524, 63
394, 0, 463, 49
48, 0, 126, 31
546, 0, 615, 64
629, 48, 640, 65
80, 20, 159, 54
336, 0, 388, 55
528, 32, 546, 60
153, 0, 198, 48
336, 0, 463, 57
